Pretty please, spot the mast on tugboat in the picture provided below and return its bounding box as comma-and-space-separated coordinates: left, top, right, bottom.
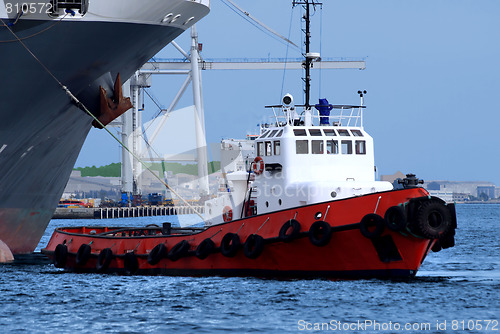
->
293, 0, 322, 109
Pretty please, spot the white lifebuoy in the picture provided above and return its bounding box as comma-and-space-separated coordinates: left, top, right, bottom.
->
252, 156, 264, 175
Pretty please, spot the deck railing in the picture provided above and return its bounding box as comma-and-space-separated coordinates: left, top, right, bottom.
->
264, 105, 365, 128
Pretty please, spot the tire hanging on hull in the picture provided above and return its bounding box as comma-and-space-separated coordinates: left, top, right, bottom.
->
279, 219, 301, 242
168, 240, 190, 261
96, 248, 113, 272
76, 244, 91, 266
309, 221, 332, 247
196, 238, 216, 260
411, 199, 452, 239
384, 206, 407, 232
147, 244, 167, 265
54, 244, 68, 268
220, 233, 241, 257
243, 234, 264, 259
359, 214, 385, 239
124, 252, 139, 274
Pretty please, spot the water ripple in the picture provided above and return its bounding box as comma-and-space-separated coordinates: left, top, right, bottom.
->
0, 206, 498, 333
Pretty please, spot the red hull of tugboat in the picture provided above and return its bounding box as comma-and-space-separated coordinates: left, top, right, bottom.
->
42, 188, 456, 279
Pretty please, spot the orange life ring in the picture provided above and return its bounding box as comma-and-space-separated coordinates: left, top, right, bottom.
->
252, 156, 264, 175
223, 206, 233, 222
245, 199, 255, 217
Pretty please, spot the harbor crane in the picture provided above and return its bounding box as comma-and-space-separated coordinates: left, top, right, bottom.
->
117, 24, 365, 202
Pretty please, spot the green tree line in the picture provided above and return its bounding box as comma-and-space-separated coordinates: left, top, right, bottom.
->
75, 162, 221, 177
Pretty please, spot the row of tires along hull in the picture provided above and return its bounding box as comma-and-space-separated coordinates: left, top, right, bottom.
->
50, 197, 456, 274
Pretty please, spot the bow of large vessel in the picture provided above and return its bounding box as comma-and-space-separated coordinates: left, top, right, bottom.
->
0, 0, 210, 255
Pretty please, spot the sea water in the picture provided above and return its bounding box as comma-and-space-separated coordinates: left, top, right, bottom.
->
0, 204, 498, 333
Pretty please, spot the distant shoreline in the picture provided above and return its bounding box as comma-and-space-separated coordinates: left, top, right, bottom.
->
457, 201, 500, 204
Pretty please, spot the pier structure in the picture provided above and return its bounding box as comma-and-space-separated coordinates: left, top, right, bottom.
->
53, 206, 204, 219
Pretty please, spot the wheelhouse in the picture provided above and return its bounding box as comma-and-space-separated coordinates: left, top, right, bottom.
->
249, 98, 392, 214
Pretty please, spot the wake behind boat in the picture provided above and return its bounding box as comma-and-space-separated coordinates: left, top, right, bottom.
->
41, 0, 457, 278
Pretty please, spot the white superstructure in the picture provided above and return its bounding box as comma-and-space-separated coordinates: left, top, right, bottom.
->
205, 94, 393, 225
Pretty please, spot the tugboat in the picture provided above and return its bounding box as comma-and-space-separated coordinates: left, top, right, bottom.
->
42, 0, 457, 278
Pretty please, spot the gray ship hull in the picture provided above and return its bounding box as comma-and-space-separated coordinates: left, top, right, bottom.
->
0, 3, 208, 254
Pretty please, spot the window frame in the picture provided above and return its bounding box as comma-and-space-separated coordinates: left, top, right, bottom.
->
312, 140, 324, 154
265, 141, 272, 156
338, 129, 350, 137
295, 140, 309, 154
293, 129, 307, 136
323, 129, 337, 136
326, 139, 339, 154
341, 140, 353, 154
355, 140, 366, 154
259, 130, 269, 139
257, 141, 264, 156
308, 129, 322, 136
274, 141, 281, 156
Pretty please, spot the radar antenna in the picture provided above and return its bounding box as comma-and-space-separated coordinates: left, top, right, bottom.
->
293, 0, 322, 109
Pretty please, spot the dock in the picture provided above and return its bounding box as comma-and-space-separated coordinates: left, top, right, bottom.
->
53, 206, 205, 219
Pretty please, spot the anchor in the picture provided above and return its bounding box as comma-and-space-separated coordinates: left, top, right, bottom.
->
92, 73, 133, 128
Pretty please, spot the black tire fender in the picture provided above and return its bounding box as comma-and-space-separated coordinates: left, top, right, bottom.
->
243, 234, 265, 259
96, 248, 113, 272
147, 243, 167, 265
195, 238, 216, 260
384, 206, 407, 232
439, 228, 456, 249
76, 244, 91, 266
413, 200, 452, 239
279, 219, 301, 242
123, 252, 139, 274
431, 240, 442, 252
360, 213, 385, 239
168, 240, 190, 261
220, 233, 241, 257
54, 244, 68, 268
309, 221, 332, 247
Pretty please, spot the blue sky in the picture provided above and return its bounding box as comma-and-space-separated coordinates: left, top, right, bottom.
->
76, 0, 500, 186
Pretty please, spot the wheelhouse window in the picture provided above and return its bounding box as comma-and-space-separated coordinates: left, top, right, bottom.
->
351, 130, 363, 137
338, 129, 350, 136
257, 142, 264, 156
265, 141, 272, 156
259, 130, 269, 139
341, 140, 352, 154
277, 129, 283, 137
323, 129, 337, 136
312, 140, 324, 154
274, 141, 281, 155
309, 129, 322, 136
269, 129, 279, 137
355, 140, 366, 154
296, 140, 308, 154
326, 140, 338, 154
293, 129, 307, 136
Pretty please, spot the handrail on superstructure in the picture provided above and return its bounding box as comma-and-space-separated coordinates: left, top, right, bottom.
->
263, 105, 365, 128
